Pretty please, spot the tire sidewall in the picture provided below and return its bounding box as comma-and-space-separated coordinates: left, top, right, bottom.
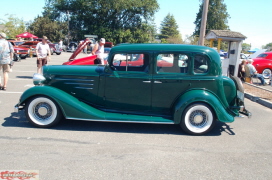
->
181, 103, 216, 135
25, 96, 62, 128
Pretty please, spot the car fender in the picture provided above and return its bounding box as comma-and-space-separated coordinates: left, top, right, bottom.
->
173, 89, 234, 124
18, 86, 105, 120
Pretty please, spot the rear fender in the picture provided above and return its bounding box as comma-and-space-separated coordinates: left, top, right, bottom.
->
173, 90, 234, 124
18, 86, 105, 120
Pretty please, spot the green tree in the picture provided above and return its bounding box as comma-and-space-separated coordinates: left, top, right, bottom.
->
0, 14, 26, 39
159, 13, 182, 43
44, 0, 159, 44
242, 43, 251, 53
263, 42, 272, 51
193, 0, 230, 36
27, 15, 67, 42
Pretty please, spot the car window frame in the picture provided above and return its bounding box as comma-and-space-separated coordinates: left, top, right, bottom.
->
109, 51, 151, 73
153, 51, 191, 75
192, 53, 210, 75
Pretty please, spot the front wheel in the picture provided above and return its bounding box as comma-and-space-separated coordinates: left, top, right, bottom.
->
262, 68, 271, 79
180, 103, 216, 135
25, 96, 62, 128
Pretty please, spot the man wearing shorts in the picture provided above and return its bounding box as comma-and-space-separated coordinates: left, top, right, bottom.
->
0, 32, 13, 91
35, 36, 51, 74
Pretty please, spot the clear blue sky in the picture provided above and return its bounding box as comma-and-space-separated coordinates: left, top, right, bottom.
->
1, 0, 272, 48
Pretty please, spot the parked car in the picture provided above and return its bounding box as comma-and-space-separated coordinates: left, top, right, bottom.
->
66, 42, 78, 52
8, 40, 29, 60
14, 44, 251, 135
18, 41, 38, 56
252, 52, 272, 78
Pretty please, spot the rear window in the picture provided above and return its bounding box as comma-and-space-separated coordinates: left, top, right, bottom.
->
194, 54, 209, 74
156, 53, 189, 74
257, 54, 268, 58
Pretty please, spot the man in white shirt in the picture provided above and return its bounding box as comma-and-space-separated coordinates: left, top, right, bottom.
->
35, 36, 51, 74
247, 59, 266, 85
91, 38, 105, 65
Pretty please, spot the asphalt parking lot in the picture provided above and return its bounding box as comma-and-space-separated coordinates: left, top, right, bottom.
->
0, 52, 272, 180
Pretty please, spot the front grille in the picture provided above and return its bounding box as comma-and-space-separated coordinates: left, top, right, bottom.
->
19, 50, 28, 53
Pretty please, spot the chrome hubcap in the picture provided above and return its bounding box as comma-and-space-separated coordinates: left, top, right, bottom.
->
33, 102, 52, 120
38, 107, 48, 116
189, 110, 207, 127
193, 115, 203, 124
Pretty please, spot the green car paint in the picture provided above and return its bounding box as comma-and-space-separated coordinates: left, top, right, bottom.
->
16, 44, 250, 126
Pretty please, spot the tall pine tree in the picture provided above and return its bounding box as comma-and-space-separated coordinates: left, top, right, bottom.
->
159, 13, 182, 43
193, 0, 230, 36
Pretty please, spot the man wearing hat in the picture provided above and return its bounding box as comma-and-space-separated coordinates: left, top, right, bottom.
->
91, 38, 105, 65
35, 36, 51, 74
247, 59, 266, 85
0, 32, 13, 90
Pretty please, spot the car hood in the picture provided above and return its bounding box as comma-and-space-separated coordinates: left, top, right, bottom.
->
43, 65, 105, 78
14, 47, 29, 50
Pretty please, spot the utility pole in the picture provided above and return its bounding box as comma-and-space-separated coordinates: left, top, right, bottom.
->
198, 0, 209, 46
67, 11, 70, 45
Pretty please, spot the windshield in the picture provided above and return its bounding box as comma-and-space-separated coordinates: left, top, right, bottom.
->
257, 53, 268, 58
14, 42, 24, 46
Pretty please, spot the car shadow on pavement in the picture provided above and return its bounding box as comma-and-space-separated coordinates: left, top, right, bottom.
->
16, 76, 33, 79
3, 112, 235, 136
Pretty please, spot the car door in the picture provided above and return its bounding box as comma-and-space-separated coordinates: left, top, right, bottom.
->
151, 53, 192, 117
104, 53, 152, 114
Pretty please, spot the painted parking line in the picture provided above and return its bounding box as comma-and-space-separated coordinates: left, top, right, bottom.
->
24, 84, 35, 87
0, 91, 23, 94
11, 71, 36, 72
9, 78, 32, 81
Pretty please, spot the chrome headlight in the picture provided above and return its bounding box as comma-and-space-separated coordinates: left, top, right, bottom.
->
33, 73, 46, 85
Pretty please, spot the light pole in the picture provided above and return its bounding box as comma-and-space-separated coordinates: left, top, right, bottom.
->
198, 0, 209, 46
67, 11, 70, 45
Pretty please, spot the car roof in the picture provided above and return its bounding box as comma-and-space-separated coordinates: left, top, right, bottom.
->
111, 44, 219, 57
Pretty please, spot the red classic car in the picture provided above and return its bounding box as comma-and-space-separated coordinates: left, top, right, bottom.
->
18, 41, 38, 56
8, 40, 29, 60
252, 52, 272, 78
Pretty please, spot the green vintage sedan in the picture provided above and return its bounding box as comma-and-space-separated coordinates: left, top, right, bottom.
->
15, 44, 251, 135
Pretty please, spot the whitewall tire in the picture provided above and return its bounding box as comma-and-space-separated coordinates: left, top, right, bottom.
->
262, 69, 271, 79
25, 96, 62, 127
181, 103, 216, 135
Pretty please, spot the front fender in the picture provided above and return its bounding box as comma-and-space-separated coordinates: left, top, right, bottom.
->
173, 90, 234, 124
18, 86, 105, 120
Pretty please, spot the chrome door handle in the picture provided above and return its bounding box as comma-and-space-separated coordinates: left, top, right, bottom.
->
143, 81, 151, 83
154, 81, 162, 83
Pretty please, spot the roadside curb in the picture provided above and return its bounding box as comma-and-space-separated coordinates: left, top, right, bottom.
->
245, 92, 272, 109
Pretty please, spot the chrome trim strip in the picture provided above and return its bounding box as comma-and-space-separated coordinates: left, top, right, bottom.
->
66, 118, 174, 124
55, 78, 94, 82
65, 82, 94, 85
75, 87, 93, 89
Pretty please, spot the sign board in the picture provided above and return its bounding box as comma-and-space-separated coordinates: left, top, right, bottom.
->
84, 35, 98, 39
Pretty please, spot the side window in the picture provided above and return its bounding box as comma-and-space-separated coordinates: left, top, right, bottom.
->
156, 53, 188, 74
194, 54, 209, 74
112, 53, 148, 72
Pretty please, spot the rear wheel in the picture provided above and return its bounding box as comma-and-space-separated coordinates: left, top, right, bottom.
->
25, 96, 62, 128
262, 68, 271, 79
180, 103, 216, 135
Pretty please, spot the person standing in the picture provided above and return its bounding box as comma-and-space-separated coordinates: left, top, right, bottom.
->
247, 59, 266, 85
35, 36, 51, 74
0, 32, 13, 91
91, 38, 105, 65
59, 39, 63, 51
